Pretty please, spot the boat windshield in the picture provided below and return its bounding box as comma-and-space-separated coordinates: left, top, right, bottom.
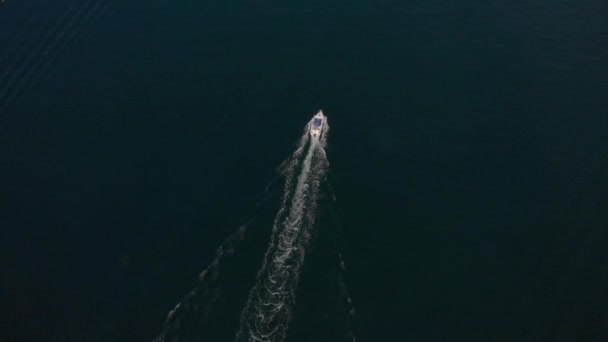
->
313, 118, 323, 126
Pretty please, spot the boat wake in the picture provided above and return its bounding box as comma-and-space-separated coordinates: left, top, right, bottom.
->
235, 114, 330, 342
153, 111, 351, 342
153, 220, 253, 342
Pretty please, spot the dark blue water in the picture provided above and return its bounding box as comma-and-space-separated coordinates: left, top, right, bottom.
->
1, 1, 607, 341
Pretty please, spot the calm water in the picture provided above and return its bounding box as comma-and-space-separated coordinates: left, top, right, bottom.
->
1, 1, 607, 341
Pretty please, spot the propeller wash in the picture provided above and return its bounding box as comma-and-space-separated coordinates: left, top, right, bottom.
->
235, 110, 330, 342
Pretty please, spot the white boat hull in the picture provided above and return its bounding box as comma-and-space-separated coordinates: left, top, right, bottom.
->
309, 110, 325, 139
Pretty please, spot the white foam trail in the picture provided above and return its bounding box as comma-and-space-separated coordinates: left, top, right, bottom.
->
236, 114, 330, 342
153, 173, 281, 342
153, 222, 251, 342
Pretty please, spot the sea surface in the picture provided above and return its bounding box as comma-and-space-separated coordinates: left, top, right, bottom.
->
1, 1, 607, 341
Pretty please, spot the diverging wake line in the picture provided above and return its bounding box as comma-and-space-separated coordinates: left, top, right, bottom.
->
235, 110, 330, 342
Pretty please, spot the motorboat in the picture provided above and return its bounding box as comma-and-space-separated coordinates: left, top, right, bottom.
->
310, 110, 325, 139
